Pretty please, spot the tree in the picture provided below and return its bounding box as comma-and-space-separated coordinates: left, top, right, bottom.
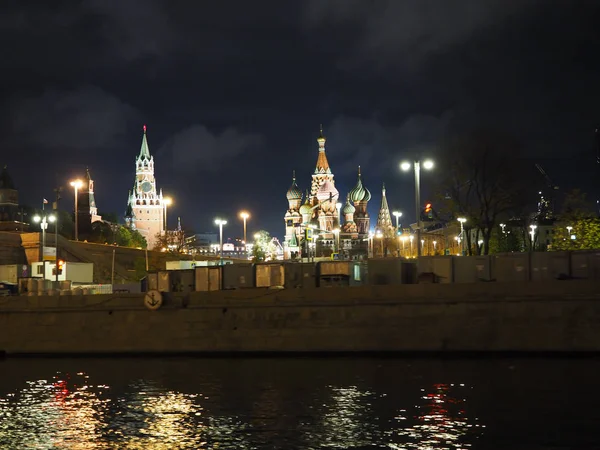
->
252, 230, 277, 262
153, 228, 186, 252
551, 189, 600, 251
436, 130, 532, 255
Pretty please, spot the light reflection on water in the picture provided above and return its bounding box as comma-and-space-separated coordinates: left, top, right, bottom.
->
0, 358, 598, 449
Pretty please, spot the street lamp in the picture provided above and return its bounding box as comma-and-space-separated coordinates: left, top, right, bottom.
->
332, 228, 340, 254
392, 211, 402, 231
215, 218, 227, 262
409, 234, 414, 257
163, 197, 172, 231
457, 217, 467, 255
239, 211, 250, 244
33, 213, 56, 277
69, 179, 83, 241
400, 235, 407, 257
375, 230, 383, 256
400, 159, 434, 256
529, 224, 537, 251
336, 202, 342, 226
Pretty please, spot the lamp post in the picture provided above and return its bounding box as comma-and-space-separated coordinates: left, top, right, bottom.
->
69, 179, 83, 241
392, 211, 402, 257
530, 224, 537, 251
400, 235, 407, 257
239, 211, 250, 244
332, 228, 340, 254
33, 213, 55, 278
163, 197, 172, 231
457, 217, 467, 255
409, 234, 414, 258
336, 202, 342, 226
368, 231, 374, 258
215, 218, 227, 262
375, 231, 383, 257
400, 159, 434, 256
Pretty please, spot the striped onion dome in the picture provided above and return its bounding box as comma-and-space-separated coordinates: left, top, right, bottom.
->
286, 171, 303, 201
349, 166, 371, 202
341, 195, 355, 215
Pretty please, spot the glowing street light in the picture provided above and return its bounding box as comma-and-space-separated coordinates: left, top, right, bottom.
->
392, 211, 402, 231
69, 179, 83, 241
457, 217, 467, 255
239, 211, 250, 244
530, 224, 537, 250
332, 228, 340, 253
215, 218, 227, 262
163, 197, 172, 230
400, 159, 434, 256
33, 213, 56, 269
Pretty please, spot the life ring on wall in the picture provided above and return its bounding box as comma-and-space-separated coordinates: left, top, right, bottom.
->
144, 290, 163, 310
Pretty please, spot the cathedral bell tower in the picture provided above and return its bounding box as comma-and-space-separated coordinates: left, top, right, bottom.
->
125, 125, 165, 249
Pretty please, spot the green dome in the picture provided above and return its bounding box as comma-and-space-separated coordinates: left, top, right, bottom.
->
341, 195, 355, 215
349, 167, 371, 202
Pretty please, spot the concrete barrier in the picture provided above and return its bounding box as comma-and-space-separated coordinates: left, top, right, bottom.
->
2, 281, 600, 354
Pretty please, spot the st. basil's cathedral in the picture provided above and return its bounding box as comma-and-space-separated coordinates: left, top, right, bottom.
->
284, 127, 397, 259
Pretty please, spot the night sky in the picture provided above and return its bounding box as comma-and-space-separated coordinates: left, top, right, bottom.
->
2, 1, 600, 239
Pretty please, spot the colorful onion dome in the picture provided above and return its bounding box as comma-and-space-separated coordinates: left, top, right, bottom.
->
349, 166, 371, 202
286, 171, 302, 201
316, 179, 339, 201
341, 195, 355, 215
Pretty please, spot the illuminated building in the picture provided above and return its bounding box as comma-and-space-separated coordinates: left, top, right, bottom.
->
124, 125, 165, 249
284, 127, 371, 259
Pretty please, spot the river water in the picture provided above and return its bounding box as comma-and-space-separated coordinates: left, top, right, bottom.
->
0, 357, 598, 449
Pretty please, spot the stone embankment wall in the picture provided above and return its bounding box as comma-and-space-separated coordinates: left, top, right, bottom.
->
1, 281, 600, 355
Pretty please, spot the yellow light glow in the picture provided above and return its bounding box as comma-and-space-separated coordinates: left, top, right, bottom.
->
164, 197, 173, 206
239, 211, 250, 220
70, 179, 83, 189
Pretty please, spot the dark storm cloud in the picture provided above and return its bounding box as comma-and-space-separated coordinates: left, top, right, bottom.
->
323, 112, 454, 177
81, 0, 176, 62
1, 0, 599, 235
158, 125, 264, 172
305, 0, 540, 71
8, 86, 140, 153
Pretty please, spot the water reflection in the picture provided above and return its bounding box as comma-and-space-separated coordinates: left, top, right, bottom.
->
2, 357, 596, 449
388, 383, 483, 449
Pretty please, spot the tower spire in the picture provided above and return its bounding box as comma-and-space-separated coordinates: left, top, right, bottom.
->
314, 125, 330, 174
376, 182, 394, 236
139, 124, 151, 159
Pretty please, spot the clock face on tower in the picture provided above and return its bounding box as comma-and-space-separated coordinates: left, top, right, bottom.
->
141, 181, 152, 193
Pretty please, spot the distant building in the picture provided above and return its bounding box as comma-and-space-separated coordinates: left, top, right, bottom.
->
76, 168, 102, 237
0, 166, 22, 231
185, 232, 218, 254
124, 125, 165, 249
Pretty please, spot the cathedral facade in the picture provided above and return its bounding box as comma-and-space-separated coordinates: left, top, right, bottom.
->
125, 125, 165, 249
284, 127, 372, 259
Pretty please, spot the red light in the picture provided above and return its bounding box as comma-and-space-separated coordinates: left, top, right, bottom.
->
143, 124, 147, 133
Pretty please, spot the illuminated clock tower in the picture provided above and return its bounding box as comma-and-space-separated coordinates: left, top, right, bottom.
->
125, 125, 165, 249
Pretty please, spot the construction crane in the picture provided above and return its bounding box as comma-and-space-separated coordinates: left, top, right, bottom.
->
535, 164, 559, 220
